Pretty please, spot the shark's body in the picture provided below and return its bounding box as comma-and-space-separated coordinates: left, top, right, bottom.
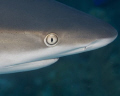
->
0, 0, 117, 74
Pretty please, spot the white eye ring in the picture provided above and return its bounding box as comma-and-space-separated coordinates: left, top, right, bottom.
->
44, 33, 58, 46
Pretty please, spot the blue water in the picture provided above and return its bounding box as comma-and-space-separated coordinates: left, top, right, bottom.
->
93, 0, 110, 6
0, 0, 120, 96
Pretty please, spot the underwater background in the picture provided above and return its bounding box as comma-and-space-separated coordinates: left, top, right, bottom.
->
0, 0, 120, 96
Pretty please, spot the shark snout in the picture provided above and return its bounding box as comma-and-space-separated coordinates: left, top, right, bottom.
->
85, 29, 118, 51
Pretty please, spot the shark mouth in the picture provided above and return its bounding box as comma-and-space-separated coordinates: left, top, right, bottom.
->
58, 36, 117, 57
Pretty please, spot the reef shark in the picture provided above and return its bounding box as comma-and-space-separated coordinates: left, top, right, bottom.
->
0, 0, 118, 74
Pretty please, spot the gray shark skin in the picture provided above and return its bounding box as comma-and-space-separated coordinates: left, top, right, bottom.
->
0, 0, 118, 74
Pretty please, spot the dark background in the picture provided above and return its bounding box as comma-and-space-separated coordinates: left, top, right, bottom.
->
0, 0, 120, 96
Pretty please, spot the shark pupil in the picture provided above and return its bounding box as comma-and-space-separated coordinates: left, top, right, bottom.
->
51, 38, 53, 42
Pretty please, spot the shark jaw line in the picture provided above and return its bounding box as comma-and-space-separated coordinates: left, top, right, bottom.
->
0, 35, 116, 74
0, 58, 59, 74
57, 37, 117, 57
0, 36, 116, 68
2, 58, 59, 68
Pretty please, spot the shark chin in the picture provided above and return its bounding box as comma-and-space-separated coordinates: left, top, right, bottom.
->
0, 58, 59, 74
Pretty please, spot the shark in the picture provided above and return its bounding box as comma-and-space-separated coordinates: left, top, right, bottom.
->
0, 0, 118, 74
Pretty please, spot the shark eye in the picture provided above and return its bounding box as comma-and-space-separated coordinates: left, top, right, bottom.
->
44, 33, 58, 46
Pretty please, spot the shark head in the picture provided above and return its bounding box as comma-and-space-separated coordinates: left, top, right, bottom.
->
50, 25, 116, 55
40, 27, 117, 60
0, 0, 118, 74
39, 14, 117, 60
